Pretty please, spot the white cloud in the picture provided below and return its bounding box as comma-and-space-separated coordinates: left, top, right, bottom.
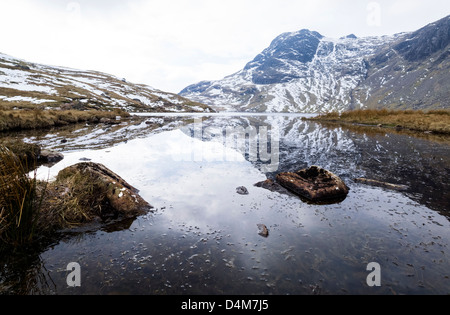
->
1, 0, 449, 93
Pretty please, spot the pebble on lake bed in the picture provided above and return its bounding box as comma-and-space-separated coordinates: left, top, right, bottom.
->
236, 186, 249, 195
257, 224, 269, 238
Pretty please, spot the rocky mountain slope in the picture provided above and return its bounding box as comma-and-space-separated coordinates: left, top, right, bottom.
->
0, 53, 211, 113
352, 15, 450, 110
180, 15, 450, 113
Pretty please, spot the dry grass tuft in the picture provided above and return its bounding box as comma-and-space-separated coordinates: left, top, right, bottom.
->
0, 146, 45, 249
40, 171, 107, 229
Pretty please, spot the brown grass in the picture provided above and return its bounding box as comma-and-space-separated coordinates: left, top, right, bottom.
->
0, 139, 41, 167
0, 146, 45, 249
309, 109, 450, 134
0, 144, 106, 249
0, 108, 130, 132
0, 140, 123, 248
39, 171, 106, 229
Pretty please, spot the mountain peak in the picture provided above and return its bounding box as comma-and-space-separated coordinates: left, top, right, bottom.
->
276, 29, 323, 40
341, 34, 358, 40
253, 28, 323, 61
180, 15, 450, 113
243, 29, 324, 84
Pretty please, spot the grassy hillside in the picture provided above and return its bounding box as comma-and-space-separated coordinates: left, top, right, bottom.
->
0, 52, 212, 131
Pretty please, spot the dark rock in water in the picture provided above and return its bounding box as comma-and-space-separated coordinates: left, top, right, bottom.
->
57, 162, 153, 220
236, 186, 249, 195
257, 224, 269, 238
39, 149, 64, 165
276, 166, 349, 203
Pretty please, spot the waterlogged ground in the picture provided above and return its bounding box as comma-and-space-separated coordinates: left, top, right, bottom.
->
1, 113, 450, 295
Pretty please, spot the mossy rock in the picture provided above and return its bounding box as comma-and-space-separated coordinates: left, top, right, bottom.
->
48, 162, 152, 228
276, 166, 349, 203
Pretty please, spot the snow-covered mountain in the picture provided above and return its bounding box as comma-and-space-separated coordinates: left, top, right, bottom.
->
352, 15, 450, 110
180, 15, 450, 113
0, 53, 212, 113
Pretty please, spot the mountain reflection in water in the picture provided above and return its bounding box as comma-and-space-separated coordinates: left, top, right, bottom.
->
1, 113, 449, 295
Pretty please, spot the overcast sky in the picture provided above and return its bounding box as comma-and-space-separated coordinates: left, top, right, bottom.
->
1, 0, 449, 93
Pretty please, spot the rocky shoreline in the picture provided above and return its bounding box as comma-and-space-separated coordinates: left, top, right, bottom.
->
0, 141, 153, 250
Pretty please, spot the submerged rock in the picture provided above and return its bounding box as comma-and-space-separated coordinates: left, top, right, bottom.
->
354, 178, 408, 191
276, 166, 349, 203
236, 186, 249, 195
257, 224, 269, 238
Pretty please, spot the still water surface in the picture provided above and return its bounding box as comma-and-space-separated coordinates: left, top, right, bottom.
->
1, 113, 449, 295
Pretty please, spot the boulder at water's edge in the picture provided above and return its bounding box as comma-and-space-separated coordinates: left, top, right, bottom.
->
276, 166, 349, 203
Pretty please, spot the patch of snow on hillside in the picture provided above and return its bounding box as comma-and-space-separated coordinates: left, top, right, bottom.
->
2, 96, 56, 104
